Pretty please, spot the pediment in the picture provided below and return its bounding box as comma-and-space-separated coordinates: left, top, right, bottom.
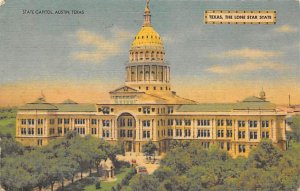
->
109, 86, 139, 94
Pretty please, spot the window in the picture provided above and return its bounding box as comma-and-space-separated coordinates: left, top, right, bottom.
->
217, 120, 224, 126
120, 130, 126, 137
142, 120, 151, 127
184, 120, 191, 126
167, 119, 174, 126
143, 130, 150, 138
262, 131, 269, 138
238, 131, 246, 139
91, 119, 97, 125
142, 107, 151, 114
250, 131, 258, 139
103, 130, 110, 137
64, 127, 69, 134
198, 119, 210, 126
167, 107, 174, 114
58, 118, 63, 124
202, 142, 210, 149
119, 118, 126, 127
217, 130, 224, 138
77, 127, 85, 135
50, 119, 55, 125
37, 139, 43, 146
227, 142, 231, 151
37, 128, 43, 135
91, 128, 97, 135
21, 119, 26, 125
261, 120, 269, 128
27, 119, 35, 125
184, 129, 191, 137
176, 119, 183, 126
75, 119, 85, 125
238, 120, 245, 127
49, 128, 55, 135
226, 120, 232, 126
127, 130, 133, 137
64, 118, 70, 124
238, 144, 246, 153
176, 129, 182, 137
197, 129, 210, 138
226, 130, 232, 137
249, 120, 258, 128
102, 107, 110, 114
128, 119, 133, 127
102, 120, 110, 127
37, 119, 43, 125
58, 127, 62, 135
167, 129, 173, 136
21, 128, 26, 135
219, 142, 224, 149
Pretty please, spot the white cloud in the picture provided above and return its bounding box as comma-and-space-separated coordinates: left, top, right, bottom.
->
274, 25, 297, 33
71, 28, 132, 63
0, 0, 5, 6
207, 61, 286, 74
213, 48, 281, 59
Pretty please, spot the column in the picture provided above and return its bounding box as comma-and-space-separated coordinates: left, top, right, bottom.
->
152, 119, 157, 141
246, 119, 249, 141
136, 67, 138, 82
100, 119, 103, 138
173, 119, 176, 138
212, 118, 216, 139
136, 119, 140, 141
272, 119, 277, 142
114, 119, 118, 140
86, 118, 90, 135
191, 119, 195, 139
258, 118, 261, 140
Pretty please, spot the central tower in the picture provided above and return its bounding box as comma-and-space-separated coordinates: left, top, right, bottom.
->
125, 0, 171, 93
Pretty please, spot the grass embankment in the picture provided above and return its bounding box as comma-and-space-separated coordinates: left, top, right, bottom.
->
0, 107, 17, 137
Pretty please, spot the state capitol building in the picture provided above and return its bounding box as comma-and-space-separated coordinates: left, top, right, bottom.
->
16, 1, 287, 157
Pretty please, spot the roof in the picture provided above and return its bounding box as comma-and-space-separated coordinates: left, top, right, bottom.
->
242, 96, 265, 102
177, 103, 234, 112
19, 98, 96, 112
54, 104, 96, 112
19, 97, 58, 110
177, 97, 276, 112
131, 26, 163, 47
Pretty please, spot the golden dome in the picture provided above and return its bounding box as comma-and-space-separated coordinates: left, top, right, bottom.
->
131, 26, 163, 47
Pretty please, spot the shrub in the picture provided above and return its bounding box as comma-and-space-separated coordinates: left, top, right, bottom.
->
95, 181, 101, 189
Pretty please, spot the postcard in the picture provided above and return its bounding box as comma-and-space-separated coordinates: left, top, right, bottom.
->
0, 0, 299, 191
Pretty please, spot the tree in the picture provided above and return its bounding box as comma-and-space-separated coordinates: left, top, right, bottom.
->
142, 141, 158, 160
129, 174, 159, 191
288, 116, 300, 142
0, 137, 24, 158
0, 156, 34, 190
247, 139, 282, 169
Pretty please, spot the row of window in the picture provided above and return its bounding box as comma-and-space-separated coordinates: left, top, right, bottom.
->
119, 118, 134, 127
119, 130, 134, 138
20, 118, 271, 128
138, 107, 174, 114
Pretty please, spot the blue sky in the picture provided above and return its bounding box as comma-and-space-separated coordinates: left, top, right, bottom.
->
0, 0, 299, 105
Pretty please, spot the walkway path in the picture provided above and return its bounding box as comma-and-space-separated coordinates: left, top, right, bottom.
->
117, 152, 163, 174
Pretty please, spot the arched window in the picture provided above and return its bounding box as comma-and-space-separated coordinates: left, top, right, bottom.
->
145, 51, 149, 60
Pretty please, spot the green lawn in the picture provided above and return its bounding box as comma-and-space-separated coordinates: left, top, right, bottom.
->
84, 167, 132, 191
0, 118, 16, 137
